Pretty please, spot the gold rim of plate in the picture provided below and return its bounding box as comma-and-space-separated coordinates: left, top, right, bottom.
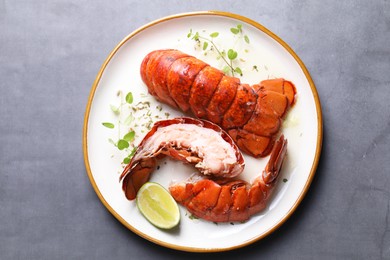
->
82, 10, 323, 253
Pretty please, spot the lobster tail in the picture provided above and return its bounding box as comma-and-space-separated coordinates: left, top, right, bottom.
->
169, 135, 288, 222
119, 117, 245, 200
140, 50, 296, 157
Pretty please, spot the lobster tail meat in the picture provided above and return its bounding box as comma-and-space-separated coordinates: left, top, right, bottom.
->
169, 135, 288, 223
119, 117, 245, 200
140, 49, 296, 157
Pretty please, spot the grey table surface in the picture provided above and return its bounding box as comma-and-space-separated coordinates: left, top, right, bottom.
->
1, 0, 389, 259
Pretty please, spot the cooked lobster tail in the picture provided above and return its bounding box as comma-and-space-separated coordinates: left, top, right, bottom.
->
140, 49, 296, 157
169, 135, 288, 222
119, 117, 245, 200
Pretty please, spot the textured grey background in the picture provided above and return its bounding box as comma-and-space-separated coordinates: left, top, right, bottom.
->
1, 0, 389, 259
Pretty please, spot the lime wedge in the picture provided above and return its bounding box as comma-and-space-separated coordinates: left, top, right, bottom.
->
136, 182, 180, 229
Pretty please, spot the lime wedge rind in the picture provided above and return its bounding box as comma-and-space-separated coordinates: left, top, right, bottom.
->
136, 182, 180, 229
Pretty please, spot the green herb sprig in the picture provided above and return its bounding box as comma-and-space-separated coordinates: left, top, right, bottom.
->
187, 24, 251, 77
102, 90, 168, 164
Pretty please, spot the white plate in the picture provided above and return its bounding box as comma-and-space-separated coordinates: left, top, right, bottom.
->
83, 11, 322, 252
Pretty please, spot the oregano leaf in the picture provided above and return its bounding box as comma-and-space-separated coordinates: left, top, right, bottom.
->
203, 41, 208, 50
123, 113, 134, 126
102, 122, 114, 129
123, 131, 135, 142
110, 105, 120, 115
193, 32, 199, 41
125, 92, 133, 104
123, 156, 131, 164
227, 49, 238, 60
234, 67, 243, 76
230, 28, 239, 34
129, 146, 137, 157
222, 66, 231, 75
209, 32, 219, 38
117, 139, 129, 150
244, 35, 250, 44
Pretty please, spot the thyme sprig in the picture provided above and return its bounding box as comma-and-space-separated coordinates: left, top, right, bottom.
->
187, 24, 251, 77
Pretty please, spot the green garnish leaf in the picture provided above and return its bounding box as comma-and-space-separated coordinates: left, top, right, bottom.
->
192, 32, 200, 41
129, 146, 137, 157
244, 35, 250, 44
125, 92, 133, 104
110, 105, 120, 115
102, 122, 115, 129
234, 67, 243, 76
209, 32, 219, 38
222, 66, 231, 75
122, 147, 137, 164
227, 49, 238, 60
123, 131, 135, 142
186, 25, 251, 83
230, 27, 240, 34
123, 156, 131, 164
283, 178, 288, 183
117, 139, 129, 150
123, 113, 134, 126
202, 41, 208, 50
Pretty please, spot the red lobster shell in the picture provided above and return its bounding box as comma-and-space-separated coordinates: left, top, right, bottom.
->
169, 134, 288, 223
119, 117, 245, 200
140, 49, 296, 157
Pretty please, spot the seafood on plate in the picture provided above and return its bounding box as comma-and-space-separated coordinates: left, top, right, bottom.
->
119, 117, 245, 200
169, 135, 287, 223
140, 49, 296, 157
